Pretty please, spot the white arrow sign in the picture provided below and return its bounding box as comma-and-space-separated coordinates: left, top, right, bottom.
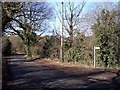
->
94, 47, 100, 49
93, 46, 100, 68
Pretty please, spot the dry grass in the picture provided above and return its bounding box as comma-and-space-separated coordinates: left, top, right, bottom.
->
35, 58, 120, 71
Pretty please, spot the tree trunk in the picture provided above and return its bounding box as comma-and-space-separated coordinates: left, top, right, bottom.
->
69, 27, 74, 48
25, 44, 31, 57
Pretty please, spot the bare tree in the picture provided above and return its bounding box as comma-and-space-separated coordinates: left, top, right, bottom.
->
55, 1, 86, 48
2, 2, 53, 56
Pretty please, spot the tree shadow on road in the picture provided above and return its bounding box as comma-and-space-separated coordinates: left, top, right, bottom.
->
4, 54, 120, 90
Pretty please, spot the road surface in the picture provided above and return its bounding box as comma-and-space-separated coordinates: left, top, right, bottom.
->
4, 54, 120, 89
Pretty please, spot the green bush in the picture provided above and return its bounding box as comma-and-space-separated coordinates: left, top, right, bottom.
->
43, 36, 60, 59
2, 37, 12, 56
92, 9, 119, 67
64, 47, 81, 62
31, 46, 41, 59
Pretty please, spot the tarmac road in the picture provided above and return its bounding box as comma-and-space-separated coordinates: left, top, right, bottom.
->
4, 54, 120, 90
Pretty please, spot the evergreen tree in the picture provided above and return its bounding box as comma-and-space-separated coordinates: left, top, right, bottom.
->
92, 9, 119, 67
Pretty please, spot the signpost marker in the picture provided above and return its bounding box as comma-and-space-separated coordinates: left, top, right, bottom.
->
93, 46, 100, 68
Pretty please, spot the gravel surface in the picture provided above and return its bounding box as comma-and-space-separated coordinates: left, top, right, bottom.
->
4, 54, 120, 90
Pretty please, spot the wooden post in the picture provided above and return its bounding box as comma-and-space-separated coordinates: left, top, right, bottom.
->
93, 46, 100, 68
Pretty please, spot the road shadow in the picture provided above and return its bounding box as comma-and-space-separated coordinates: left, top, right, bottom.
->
3, 54, 25, 59
4, 54, 120, 90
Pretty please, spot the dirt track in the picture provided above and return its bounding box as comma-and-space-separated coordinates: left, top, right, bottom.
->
4, 54, 120, 89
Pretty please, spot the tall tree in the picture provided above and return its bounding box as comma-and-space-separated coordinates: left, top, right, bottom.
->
55, 1, 86, 48
92, 9, 120, 67
2, 2, 53, 56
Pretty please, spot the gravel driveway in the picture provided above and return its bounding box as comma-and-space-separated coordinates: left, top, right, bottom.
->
4, 54, 120, 90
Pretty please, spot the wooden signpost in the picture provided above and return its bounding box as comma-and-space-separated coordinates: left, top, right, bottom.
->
94, 46, 100, 68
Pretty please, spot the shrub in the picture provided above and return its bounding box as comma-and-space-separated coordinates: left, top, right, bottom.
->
9, 36, 25, 54
31, 46, 41, 59
64, 47, 81, 62
92, 9, 119, 67
43, 36, 60, 59
2, 37, 12, 56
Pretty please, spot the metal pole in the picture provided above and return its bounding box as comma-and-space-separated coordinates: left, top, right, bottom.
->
60, 2, 64, 63
94, 46, 96, 68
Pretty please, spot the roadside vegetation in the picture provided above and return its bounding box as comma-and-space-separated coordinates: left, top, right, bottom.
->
2, 1, 120, 71
1, 2, 120, 90
2, 36, 12, 90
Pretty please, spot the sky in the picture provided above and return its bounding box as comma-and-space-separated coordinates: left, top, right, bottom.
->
46, 0, 119, 2
6, 0, 119, 36
42, 1, 96, 36
41, 0, 119, 36
41, 1, 97, 36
